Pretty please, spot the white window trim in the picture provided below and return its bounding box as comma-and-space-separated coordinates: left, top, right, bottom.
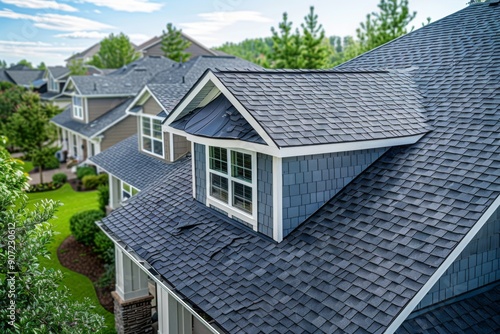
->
205, 145, 258, 231
140, 115, 164, 158
120, 180, 139, 203
72, 95, 84, 120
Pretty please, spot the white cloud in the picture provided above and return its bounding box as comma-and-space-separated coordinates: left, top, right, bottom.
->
0, 0, 77, 12
180, 11, 272, 38
128, 33, 149, 45
94, 9, 101, 14
0, 9, 114, 31
79, 0, 163, 13
55, 31, 109, 39
0, 39, 82, 63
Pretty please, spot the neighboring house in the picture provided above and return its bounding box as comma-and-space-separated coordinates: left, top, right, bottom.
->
95, 2, 500, 334
40, 66, 72, 108
89, 55, 260, 210
51, 56, 176, 162
0, 68, 45, 91
137, 33, 218, 59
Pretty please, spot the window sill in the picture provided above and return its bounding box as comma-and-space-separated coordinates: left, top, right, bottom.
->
206, 196, 257, 231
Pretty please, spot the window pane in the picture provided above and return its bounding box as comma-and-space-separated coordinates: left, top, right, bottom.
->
123, 183, 130, 192
232, 182, 252, 214
210, 173, 228, 203
153, 119, 162, 139
142, 117, 151, 136
231, 151, 252, 182
131, 188, 139, 196
142, 137, 152, 152
153, 139, 163, 156
209, 146, 227, 173
122, 191, 130, 200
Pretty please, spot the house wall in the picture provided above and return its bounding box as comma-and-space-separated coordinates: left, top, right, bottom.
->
194, 143, 206, 205
101, 116, 136, 151
281, 148, 387, 237
87, 97, 127, 122
415, 206, 500, 310
257, 153, 273, 238
142, 95, 163, 116
173, 134, 190, 161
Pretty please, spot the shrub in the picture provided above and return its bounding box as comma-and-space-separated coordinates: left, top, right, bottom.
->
52, 172, 67, 185
94, 230, 114, 264
98, 185, 109, 212
27, 182, 62, 193
69, 210, 105, 246
76, 166, 96, 180
43, 155, 60, 170
82, 173, 108, 190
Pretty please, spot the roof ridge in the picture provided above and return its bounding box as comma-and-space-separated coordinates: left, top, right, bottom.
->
214, 69, 391, 74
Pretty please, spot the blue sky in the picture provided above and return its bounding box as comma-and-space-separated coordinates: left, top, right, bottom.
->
0, 0, 466, 66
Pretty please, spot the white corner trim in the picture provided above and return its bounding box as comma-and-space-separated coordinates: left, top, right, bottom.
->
191, 141, 196, 199
272, 156, 283, 242
384, 193, 500, 334
96, 226, 221, 334
169, 132, 174, 162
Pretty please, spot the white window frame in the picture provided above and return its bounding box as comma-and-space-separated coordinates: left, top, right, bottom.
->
120, 180, 139, 202
49, 75, 59, 92
140, 115, 164, 158
72, 95, 84, 120
205, 145, 257, 230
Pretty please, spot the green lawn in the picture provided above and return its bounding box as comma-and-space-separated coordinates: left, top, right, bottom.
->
27, 184, 116, 333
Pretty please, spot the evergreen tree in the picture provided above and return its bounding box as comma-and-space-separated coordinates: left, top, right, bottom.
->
270, 12, 302, 69
215, 37, 273, 67
299, 6, 332, 69
37, 62, 47, 70
161, 23, 191, 62
0, 137, 105, 333
88, 33, 140, 69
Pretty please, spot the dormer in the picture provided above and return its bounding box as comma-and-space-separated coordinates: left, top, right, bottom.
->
126, 84, 191, 162
46, 66, 70, 93
165, 69, 430, 242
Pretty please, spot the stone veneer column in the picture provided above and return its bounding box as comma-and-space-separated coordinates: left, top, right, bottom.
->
112, 291, 154, 334
113, 245, 153, 333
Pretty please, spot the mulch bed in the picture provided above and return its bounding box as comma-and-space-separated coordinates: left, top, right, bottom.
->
58, 235, 114, 313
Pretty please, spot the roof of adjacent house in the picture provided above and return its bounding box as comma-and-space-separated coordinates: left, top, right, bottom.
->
396, 283, 500, 334
40, 91, 69, 101
205, 69, 430, 147
145, 83, 191, 112
68, 56, 176, 96
51, 98, 133, 138
100, 2, 500, 333
148, 55, 260, 85
89, 135, 190, 189
65, 42, 101, 62
0, 69, 44, 87
137, 33, 218, 56
48, 66, 70, 80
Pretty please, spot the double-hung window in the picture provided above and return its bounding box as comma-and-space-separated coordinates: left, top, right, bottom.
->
141, 116, 163, 157
208, 146, 256, 220
72, 96, 83, 120
121, 181, 139, 202
49, 77, 59, 92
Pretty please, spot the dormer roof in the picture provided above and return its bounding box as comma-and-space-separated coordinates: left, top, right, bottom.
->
47, 66, 70, 80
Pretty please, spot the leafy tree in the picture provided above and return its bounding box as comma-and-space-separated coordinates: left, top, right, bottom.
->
299, 6, 332, 69
87, 33, 140, 69
0, 137, 105, 333
215, 37, 273, 67
270, 12, 302, 69
68, 59, 87, 76
0, 60, 7, 69
353, 0, 417, 57
37, 62, 47, 70
16, 59, 33, 69
161, 23, 191, 62
0, 82, 25, 130
5, 92, 60, 184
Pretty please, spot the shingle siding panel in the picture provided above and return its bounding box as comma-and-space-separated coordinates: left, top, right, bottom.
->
194, 143, 206, 205
257, 153, 273, 238
281, 148, 387, 236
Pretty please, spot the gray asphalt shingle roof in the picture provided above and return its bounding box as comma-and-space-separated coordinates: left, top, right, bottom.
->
100, 2, 500, 333
146, 83, 191, 113
211, 69, 430, 147
89, 135, 188, 190
1, 69, 44, 87
396, 283, 500, 333
69, 56, 176, 96
48, 66, 70, 79
51, 98, 133, 138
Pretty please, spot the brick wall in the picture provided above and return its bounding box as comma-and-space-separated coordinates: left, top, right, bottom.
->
194, 143, 206, 204
281, 148, 387, 237
415, 206, 500, 310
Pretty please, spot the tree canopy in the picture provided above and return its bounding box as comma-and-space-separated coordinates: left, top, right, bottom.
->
0, 137, 105, 332
299, 6, 332, 69
161, 23, 191, 62
269, 12, 302, 68
68, 59, 87, 76
16, 59, 33, 69
87, 33, 140, 69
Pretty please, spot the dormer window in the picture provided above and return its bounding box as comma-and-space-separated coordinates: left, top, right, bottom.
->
121, 181, 139, 202
49, 76, 59, 92
207, 146, 257, 226
73, 96, 84, 120
141, 116, 164, 158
